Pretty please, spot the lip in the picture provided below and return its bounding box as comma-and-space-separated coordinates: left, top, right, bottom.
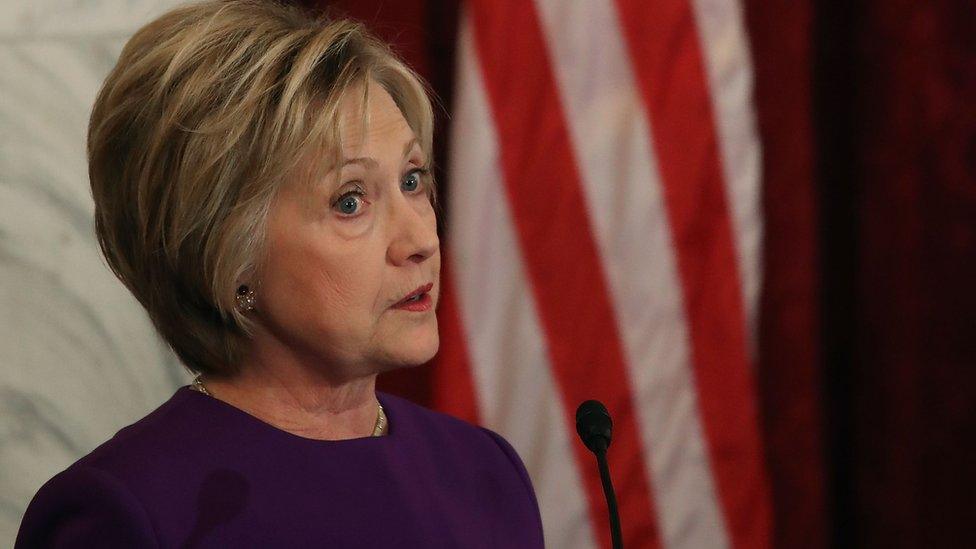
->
392, 282, 434, 310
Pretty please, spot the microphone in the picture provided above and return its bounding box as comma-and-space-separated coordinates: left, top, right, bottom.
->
576, 400, 623, 549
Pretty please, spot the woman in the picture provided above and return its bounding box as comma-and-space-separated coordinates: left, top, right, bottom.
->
15, 1, 544, 547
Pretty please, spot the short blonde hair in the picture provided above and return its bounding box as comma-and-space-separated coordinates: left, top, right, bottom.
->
89, 0, 435, 376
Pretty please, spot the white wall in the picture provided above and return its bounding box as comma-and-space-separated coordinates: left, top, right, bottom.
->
0, 1, 191, 544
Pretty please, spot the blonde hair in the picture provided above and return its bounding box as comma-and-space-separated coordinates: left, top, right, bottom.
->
88, 0, 435, 376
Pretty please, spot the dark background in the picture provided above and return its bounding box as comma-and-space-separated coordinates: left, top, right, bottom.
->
306, 1, 976, 547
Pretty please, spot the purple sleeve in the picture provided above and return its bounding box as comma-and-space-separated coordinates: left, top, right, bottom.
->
16, 465, 158, 548
480, 428, 546, 548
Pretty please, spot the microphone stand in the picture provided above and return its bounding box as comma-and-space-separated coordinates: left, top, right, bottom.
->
593, 439, 623, 549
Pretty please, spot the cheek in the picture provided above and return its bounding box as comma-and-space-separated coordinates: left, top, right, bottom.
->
311, 256, 379, 317
265, 233, 384, 332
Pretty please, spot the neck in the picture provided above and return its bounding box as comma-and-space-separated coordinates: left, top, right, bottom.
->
201, 355, 383, 441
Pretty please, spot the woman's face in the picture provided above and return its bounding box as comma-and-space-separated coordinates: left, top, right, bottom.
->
253, 83, 440, 381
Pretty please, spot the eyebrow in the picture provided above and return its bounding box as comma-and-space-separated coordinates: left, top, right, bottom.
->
339, 138, 421, 169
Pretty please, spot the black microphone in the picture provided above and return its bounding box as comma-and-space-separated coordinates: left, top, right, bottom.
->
576, 400, 623, 549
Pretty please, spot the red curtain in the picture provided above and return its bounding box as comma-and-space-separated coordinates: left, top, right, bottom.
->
815, 1, 976, 547
744, 1, 825, 547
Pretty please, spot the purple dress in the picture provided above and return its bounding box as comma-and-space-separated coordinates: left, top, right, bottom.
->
16, 387, 545, 548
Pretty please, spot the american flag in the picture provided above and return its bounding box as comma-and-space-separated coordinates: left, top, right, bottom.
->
429, 1, 771, 547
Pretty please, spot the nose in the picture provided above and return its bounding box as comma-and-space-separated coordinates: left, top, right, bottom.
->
386, 194, 439, 266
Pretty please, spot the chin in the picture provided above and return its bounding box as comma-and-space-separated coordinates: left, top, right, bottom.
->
382, 328, 440, 370
404, 333, 441, 365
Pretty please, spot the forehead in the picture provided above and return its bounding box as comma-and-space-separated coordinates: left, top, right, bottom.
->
336, 82, 415, 156
295, 81, 423, 191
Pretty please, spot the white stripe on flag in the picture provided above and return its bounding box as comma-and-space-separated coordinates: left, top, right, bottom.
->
533, 1, 729, 548
690, 0, 764, 348
448, 14, 597, 549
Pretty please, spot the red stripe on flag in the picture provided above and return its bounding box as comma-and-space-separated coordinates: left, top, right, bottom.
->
612, 0, 773, 547
432, 257, 481, 425
468, 2, 661, 547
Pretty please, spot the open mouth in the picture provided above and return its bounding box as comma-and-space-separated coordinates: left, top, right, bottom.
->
394, 283, 434, 309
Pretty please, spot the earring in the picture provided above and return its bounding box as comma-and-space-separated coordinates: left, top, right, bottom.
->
236, 284, 256, 313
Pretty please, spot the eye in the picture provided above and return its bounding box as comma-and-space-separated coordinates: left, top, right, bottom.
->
402, 168, 428, 193
332, 184, 367, 216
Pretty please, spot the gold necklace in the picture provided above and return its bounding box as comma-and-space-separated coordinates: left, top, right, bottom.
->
191, 376, 387, 437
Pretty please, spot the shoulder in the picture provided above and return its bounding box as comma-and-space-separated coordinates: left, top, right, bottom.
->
379, 392, 542, 507
15, 387, 241, 547
15, 463, 158, 547
476, 427, 538, 495
379, 393, 545, 547
15, 388, 208, 546
72, 387, 204, 477
379, 391, 505, 449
